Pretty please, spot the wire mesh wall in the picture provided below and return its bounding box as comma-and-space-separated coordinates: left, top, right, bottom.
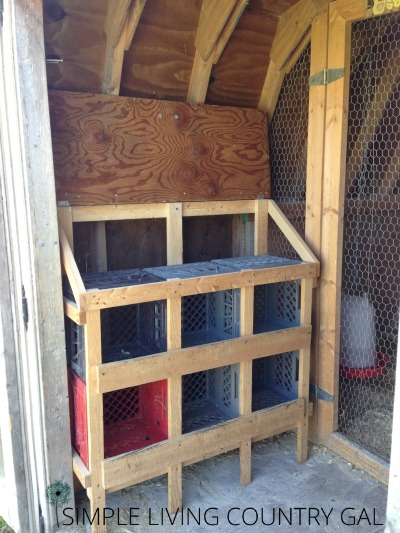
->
268, 45, 310, 259
339, 13, 400, 461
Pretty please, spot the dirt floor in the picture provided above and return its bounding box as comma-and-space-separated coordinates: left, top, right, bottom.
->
57, 432, 388, 533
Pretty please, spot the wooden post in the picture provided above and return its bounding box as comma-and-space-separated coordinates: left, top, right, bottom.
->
0, 0, 74, 530
239, 286, 254, 485
305, 7, 328, 443
317, 3, 351, 439
254, 199, 268, 255
167, 203, 183, 266
85, 310, 106, 533
166, 298, 182, 510
297, 277, 313, 462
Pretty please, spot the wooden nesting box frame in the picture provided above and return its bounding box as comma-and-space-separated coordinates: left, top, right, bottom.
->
59, 198, 319, 533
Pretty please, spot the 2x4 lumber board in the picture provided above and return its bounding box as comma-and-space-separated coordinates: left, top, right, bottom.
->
72, 204, 168, 222
59, 228, 87, 311
104, 0, 131, 49
305, 8, 328, 443
48, 91, 270, 204
85, 310, 106, 533
57, 206, 74, 250
167, 203, 183, 265
317, 4, 351, 439
73, 451, 91, 489
258, 60, 285, 125
268, 201, 320, 268
102, 400, 304, 491
254, 199, 268, 255
271, 0, 318, 71
323, 432, 389, 485
64, 299, 86, 326
187, 50, 214, 105
86, 263, 318, 310
297, 277, 313, 463
166, 297, 182, 510
91, 222, 107, 272
285, 29, 312, 74
125, 0, 147, 51
195, 0, 237, 62
212, 0, 248, 64
239, 286, 254, 485
97, 326, 312, 393
183, 200, 255, 216
102, 23, 128, 96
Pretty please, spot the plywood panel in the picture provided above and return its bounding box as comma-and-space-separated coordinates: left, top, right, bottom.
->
49, 91, 270, 204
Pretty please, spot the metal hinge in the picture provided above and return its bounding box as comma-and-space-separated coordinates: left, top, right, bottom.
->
57, 200, 70, 207
310, 383, 334, 403
22, 286, 29, 330
308, 68, 345, 86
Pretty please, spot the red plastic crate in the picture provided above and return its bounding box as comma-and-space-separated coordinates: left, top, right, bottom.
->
68, 369, 168, 468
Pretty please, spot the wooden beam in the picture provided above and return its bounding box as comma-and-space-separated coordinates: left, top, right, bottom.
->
59, 228, 87, 311
335, 0, 400, 22
97, 326, 312, 393
187, 50, 213, 105
324, 432, 389, 485
64, 299, 86, 326
268, 200, 320, 267
270, 0, 318, 72
304, 7, 328, 443
73, 451, 91, 489
317, 3, 351, 439
254, 199, 268, 255
103, 400, 305, 491
195, 0, 237, 62
258, 60, 285, 125
125, 0, 147, 51
166, 203, 183, 265
102, 23, 128, 95
57, 206, 74, 250
85, 311, 105, 533
213, 0, 248, 64
104, 0, 131, 49
91, 222, 107, 272
285, 29, 311, 74
239, 286, 254, 485
85, 263, 319, 310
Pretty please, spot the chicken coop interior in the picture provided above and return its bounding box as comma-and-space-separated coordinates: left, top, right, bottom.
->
1, 0, 399, 531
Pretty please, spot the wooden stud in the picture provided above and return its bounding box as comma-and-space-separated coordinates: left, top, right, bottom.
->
166, 203, 183, 266
73, 451, 91, 489
194, 0, 237, 62
270, 0, 318, 72
92, 222, 108, 272
254, 199, 268, 255
183, 201, 255, 217
304, 8, 328, 443
317, 4, 351, 440
102, 23, 128, 96
187, 50, 213, 105
125, 0, 147, 51
297, 277, 313, 463
85, 310, 105, 533
239, 286, 254, 485
97, 326, 312, 393
258, 60, 285, 125
213, 0, 248, 64
167, 297, 182, 510
57, 206, 74, 250
72, 204, 168, 223
102, 400, 305, 491
285, 28, 312, 74
104, 0, 131, 49
64, 299, 86, 326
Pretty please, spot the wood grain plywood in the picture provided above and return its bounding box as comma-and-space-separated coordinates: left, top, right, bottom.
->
49, 90, 270, 204
120, 0, 201, 101
44, 0, 107, 93
206, 0, 279, 108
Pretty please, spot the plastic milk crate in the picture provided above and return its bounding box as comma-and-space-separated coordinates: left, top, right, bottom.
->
145, 261, 241, 431
63, 269, 165, 380
68, 369, 168, 468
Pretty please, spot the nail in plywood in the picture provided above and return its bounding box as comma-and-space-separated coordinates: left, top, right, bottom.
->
49, 91, 270, 204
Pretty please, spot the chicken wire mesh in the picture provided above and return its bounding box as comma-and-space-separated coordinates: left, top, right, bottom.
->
339, 13, 400, 461
268, 45, 310, 259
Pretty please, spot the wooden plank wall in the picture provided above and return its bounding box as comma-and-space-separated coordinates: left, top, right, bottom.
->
49, 90, 270, 205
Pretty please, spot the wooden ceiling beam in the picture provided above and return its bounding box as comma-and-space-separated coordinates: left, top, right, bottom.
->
102, 0, 147, 95
188, 0, 248, 105
195, 0, 238, 62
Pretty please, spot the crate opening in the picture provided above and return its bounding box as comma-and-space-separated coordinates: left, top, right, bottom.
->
253, 281, 300, 334
182, 365, 240, 433
68, 370, 168, 467
252, 353, 299, 411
